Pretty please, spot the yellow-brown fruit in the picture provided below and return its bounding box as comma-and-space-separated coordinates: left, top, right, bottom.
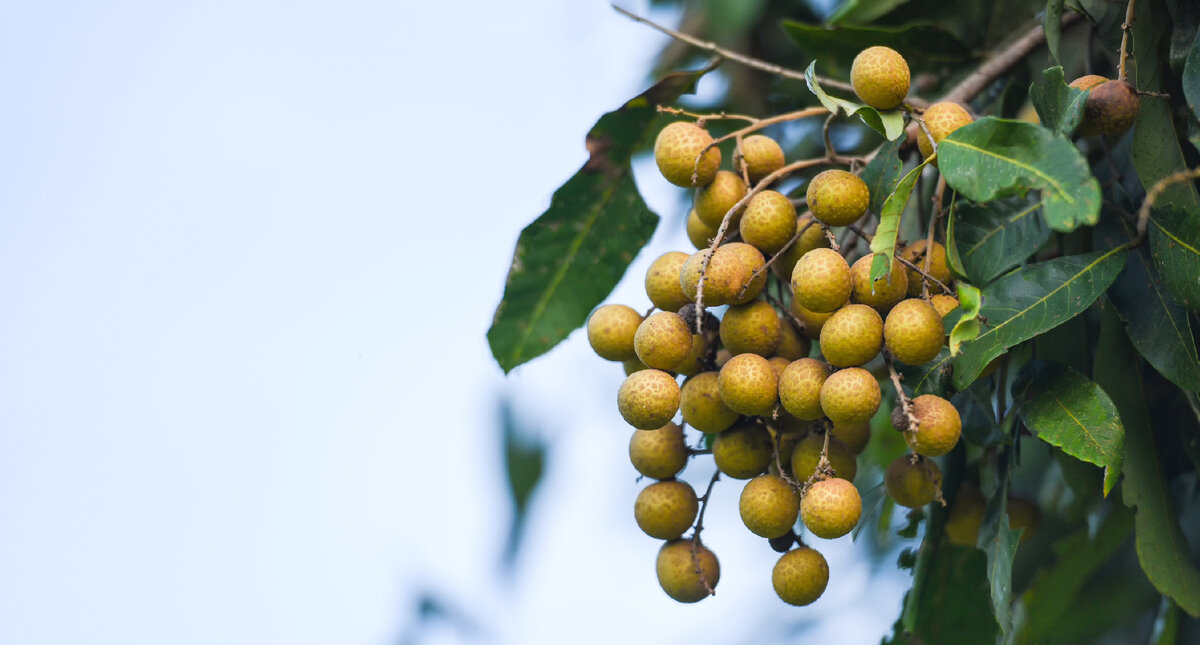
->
773, 215, 831, 280
740, 474, 800, 538
629, 422, 690, 479
820, 366, 881, 424
768, 356, 791, 380
884, 298, 945, 365
645, 252, 692, 312
693, 170, 747, 228
587, 304, 642, 361
635, 480, 698, 540
686, 209, 719, 250
654, 121, 721, 187
634, 311, 694, 371
778, 357, 829, 420
791, 433, 858, 482
790, 300, 835, 339
945, 484, 986, 547
830, 421, 871, 454
1070, 77, 1140, 137
917, 102, 974, 162
774, 320, 811, 360
741, 190, 798, 255
680, 371, 739, 434
623, 356, 650, 376
618, 369, 681, 430
1069, 74, 1108, 91
819, 303, 884, 367
713, 421, 773, 479
806, 170, 870, 227
656, 540, 719, 603
720, 299, 781, 357
801, 477, 862, 539
680, 246, 749, 307
1007, 496, 1041, 544
792, 248, 853, 313
735, 134, 786, 184
772, 547, 829, 606
905, 394, 962, 457
884, 456, 942, 508
850, 254, 908, 313
718, 353, 780, 416
723, 242, 768, 304
850, 46, 910, 110
899, 240, 952, 296
930, 293, 960, 319
673, 334, 710, 377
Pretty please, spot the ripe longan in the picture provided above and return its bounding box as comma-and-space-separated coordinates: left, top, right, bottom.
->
772, 547, 829, 606
790, 299, 835, 339
904, 394, 962, 457
791, 432, 858, 482
807, 170, 870, 227
774, 319, 811, 360
899, 241, 952, 295
820, 367, 881, 425
884, 456, 942, 508
930, 294, 959, 319
645, 252, 692, 312
693, 170, 747, 228
830, 421, 871, 454
680, 246, 749, 306
801, 477, 862, 539
773, 215, 831, 280
718, 353, 780, 416
850, 253, 908, 312
720, 299, 781, 357
945, 484, 986, 547
741, 190, 798, 255
635, 480, 699, 540
680, 371, 740, 434
851, 46, 910, 110
629, 422, 690, 480
623, 357, 650, 376
634, 311, 693, 371
734, 134, 786, 184
819, 304, 884, 368
723, 242, 768, 304
686, 209, 719, 250
587, 304, 642, 361
884, 298, 945, 365
672, 334, 710, 378
657, 540, 720, 603
618, 369, 681, 430
1070, 77, 1140, 137
917, 102, 974, 162
778, 357, 829, 420
713, 421, 773, 479
654, 121, 721, 187
767, 356, 791, 380
740, 474, 800, 538
792, 248, 852, 313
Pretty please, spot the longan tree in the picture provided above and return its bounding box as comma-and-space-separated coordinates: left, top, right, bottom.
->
490, 1, 1200, 642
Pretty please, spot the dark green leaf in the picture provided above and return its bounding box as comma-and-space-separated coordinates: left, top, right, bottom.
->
909, 544, 1001, 644
827, 0, 914, 25
1148, 207, 1200, 311
870, 159, 930, 282
500, 400, 545, 568
488, 65, 713, 371
939, 118, 1102, 232
1095, 306, 1200, 617
952, 248, 1127, 389
1180, 17, 1200, 130
948, 282, 982, 355
1015, 362, 1125, 495
861, 136, 905, 218
803, 62, 905, 140
898, 346, 954, 397
1044, 0, 1066, 62
782, 20, 972, 65
950, 196, 1052, 285
978, 482, 1022, 635
1028, 66, 1088, 136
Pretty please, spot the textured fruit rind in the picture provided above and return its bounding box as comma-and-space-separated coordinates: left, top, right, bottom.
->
739, 474, 801, 538
618, 369, 681, 429
712, 422, 773, 479
680, 371, 740, 434
717, 353, 780, 416
680, 246, 749, 306
791, 248, 852, 313
830, 421, 871, 454
806, 170, 870, 227
657, 540, 720, 603
773, 215, 831, 281
917, 102, 973, 161
686, 209, 719, 250
801, 477, 862, 539
723, 242, 768, 304
930, 294, 959, 318
772, 547, 829, 606
634, 311, 693, 371
645, 252, 693, 312
720, 299, 782, 357
906, 394, 962, 456
790, 433, 858, 482
899, 240, 952, 296
819, 304, 884, 367
635, 480, 699, 540
884, 298, 945, 365
850, 253, 908, 312
694, 170, 747, 228
629, 423, 690, 480
654, 121, 721, 187
740, 190, 798, 255
850, 46, 910, 110
586, 304, 643, 361
884, 456, 941, 508
778, 358, 828, 420
790, 300, 835, 339
819, 367, 881, 424
735, 134, 786, 184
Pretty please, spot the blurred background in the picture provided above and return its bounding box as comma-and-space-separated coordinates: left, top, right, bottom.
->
0, 1, 913, 643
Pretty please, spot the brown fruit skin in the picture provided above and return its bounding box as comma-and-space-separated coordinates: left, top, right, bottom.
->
774, 319, 812, 360
806, 170, 870, 227
778, 358, 829, 420
634, 311, 694, 371
930, 294, 960, 319
850, 254, 908, 313
773, 215, 831, 281
801, 477, 862, 539
587, 304, 643, 361
686, 209, 719, 250
713, 421, 774, 479
830, 421, 871, 454
680, 246, 749, 306
654, 121, 721, 187
720, 299, 782, 357
1007, 496, 1041, 544
645, 252, 693, 312
693, 170, 747, 228
618, 369, 681, 430
1070, 77, 1140, 137
820, 366, 881, 425
945, 484, 986, 547
884, 456, 942, 508
635, 480, 699, 540
656, 540, 719, 603
884, 298, 945, 365
790, 300, 835, 339
917, 102, 974, 162
718, 353, 780, 416
792, 248, 853, 313
791, 433, 858, 482
740, 474, 801, 538
851, 46, 910, 110
906, 394, 962, 457
680, 371, 740, 434
741, 190, 798, 255
723, 242, 768, 304
629, 422, 690, 480
772, 547, 829, 606
899, 240, 952, 296
819, 303, 884, 368
734, 134, 786, 184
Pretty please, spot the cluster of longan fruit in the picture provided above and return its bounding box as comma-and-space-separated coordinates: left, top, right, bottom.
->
585, 47, 984, 607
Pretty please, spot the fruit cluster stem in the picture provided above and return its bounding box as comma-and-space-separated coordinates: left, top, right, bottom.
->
690, 470, 721, 597
883, 350, 920, 435
1118, 0, 1136, 82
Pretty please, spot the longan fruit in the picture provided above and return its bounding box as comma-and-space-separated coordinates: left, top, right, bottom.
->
772, 547, 829, 606
740, 474, 800, 538
735, 134, 786, 184
904, 394, 962, 457
767, 356, 791, 380
1007, 496, 1041, 543
930, 294, 959, 319
850, 253, 908, 313
693, 170, 747, 228
673, 334, 711, 377
774, 319, 811, 360
884, 456, 942, 508
819, 303, 884, 368
587, 304, 642, 361
945, 484, 986, 547
740, 190, 798, 255
618, 369, 681, 430
820, 367, 881, 425
629, 422, 690, 480
801, 477, 862, 539
806, 170, 870, 227
686, 209, 719, 250
720, 299, 782, 357
633, 311, 693, 371
657, 540, 719, 603
850, 46, 910, 110
791, 432, 858, 482
778, 357, 829, 420
792, 248, 853, 313
773, 215, 831, 280
635, 480, 699, 540
723, 242, 768, 304
917, 102, 974, 162
1070, 77, 1140, 137
713, 421, 774, 479
645, 252, 693, 312
830, 421, 871, 454
790, 299, 835, 339
680, 371, 740, 434
899, 240, 952, 296
884, 298, 945, 365
680, 246, 749, 307
718, 353, 780, 416
623, 356, 650, 376
654, 121, 721, 187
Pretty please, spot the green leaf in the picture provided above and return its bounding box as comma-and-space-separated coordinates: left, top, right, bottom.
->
1028, 66, 1088, 136
1095, 306, 1200, 617
487, 65, 713, 372
939, 118, 1102, 232
803, 61, 906, 140
948, 282, 982, 355
827, 0, 914, 25
1186, 28, 1200, 123
861, 135, 905, 218
1044, 0, 1066, 62
870, 159, 931, 282
500, 399, 545, 568
782, 20, 972, 65
897, 346, 954, 397
1015, 362, 1125, 495
909, 544, 1001, 644
978, 483, 1022, 635
950, 196, 1052, 285
952, 248, 1126, 389
1148, 207, 1200, 311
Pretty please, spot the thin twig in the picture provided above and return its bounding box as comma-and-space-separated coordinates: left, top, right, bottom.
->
921, 176, 947, 299
822, 112, 838, 159
690, 470, 721, 597
883, 350, 920, 435
772, 427, 804, 491
1118, 0, 1136, 82
844, 224, 956, 295
941, 13, 1083, 106
738, 216, 817, 297
1134, 167, 1200, 244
